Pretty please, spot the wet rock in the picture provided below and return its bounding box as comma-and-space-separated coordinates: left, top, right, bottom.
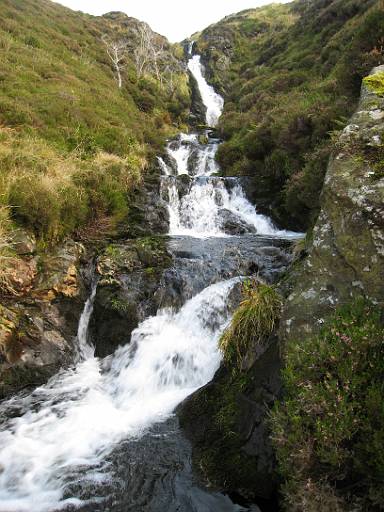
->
178, 336, 282, 502
218, 209, 256, 235
162, 235, 293, 316
123, 166, 170, 238
187, 146, 201, 176
188, 69, 206, 126
90, 237, 172, 357
176, 174, 192, 198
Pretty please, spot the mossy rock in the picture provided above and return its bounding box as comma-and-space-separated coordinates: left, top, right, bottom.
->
178, 337, 282, 502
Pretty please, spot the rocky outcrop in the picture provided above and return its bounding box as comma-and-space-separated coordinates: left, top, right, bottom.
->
188, 71, 207, 126
178, 336, 282, 505
0, 240, 87, 398
122, 167, 170, 238
90, 237, 172, 358
280, 66, 384, 342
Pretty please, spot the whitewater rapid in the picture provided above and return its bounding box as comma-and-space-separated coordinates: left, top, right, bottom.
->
0, 279, 240, 511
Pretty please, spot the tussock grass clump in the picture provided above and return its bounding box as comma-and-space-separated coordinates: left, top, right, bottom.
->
219, 281, 282, 369
0, 127, 147, 243
270, 299, 384, 511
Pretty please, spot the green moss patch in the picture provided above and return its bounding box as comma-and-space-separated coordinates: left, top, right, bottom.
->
364, 71, 384, 97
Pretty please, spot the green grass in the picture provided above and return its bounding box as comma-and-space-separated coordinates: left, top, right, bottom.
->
270, 299, 384, 511
0, 0, 192, 292
220, 281, 282, 369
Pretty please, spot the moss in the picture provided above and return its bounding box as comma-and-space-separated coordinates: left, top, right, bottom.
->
109, 297, 132, 314
220, 281, 282, 370
187, 367, 264, 492
364, 71, 384, 96
270, 299, 384, 511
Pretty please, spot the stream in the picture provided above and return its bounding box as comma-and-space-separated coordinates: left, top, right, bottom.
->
0, 48, 300, 512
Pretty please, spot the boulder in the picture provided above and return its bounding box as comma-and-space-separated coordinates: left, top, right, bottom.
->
218, 209, 256, 235
90, 237, 172, 357
178, 337, 282, 504
280, 66, 384, 343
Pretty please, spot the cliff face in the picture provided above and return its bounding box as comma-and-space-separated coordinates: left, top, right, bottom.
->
281, 65, 384, 342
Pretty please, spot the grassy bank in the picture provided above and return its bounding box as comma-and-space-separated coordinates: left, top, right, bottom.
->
195, 0, 383, 230
0, 0, 191, 293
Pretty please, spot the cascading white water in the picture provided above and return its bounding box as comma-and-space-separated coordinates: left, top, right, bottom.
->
159, 53, 299, 239
0, 279, 239, 512
160, 139, 297, 238
76, 281, 97, 361
166, 177, 292, 238
188, 55, 224, 128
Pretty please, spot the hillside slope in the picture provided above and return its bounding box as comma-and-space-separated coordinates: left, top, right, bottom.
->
0, 0, 190, 396
194, 0, 383, 230
0, 0, 190, 247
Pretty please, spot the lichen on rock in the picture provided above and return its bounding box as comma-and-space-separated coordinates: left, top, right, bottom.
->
280, 65, 384, 343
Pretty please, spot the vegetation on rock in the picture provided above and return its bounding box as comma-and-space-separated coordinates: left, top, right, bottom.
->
195, 0, 384, 230
271, 300, 384, 511
220, 280, 282, 369
364, 70, 384, 96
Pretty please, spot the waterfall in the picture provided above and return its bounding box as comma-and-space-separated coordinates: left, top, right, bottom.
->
159, 53, 299, 240
160, 137, 297, 238
0, 47, 299, 512
0, 279, 240, 511
188, 55, 223, 128
76, 281, 97, 361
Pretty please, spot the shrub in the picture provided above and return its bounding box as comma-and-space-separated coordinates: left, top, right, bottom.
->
271, 299, 384, 511
220, 281, 282, 369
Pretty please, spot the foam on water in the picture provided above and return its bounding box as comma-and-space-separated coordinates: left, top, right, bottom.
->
188, 55, 224, 128
0, 279, 239, 511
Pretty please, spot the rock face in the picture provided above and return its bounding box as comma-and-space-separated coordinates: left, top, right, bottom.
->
188, 70, 207, 126
280, 66, 384, 342
218, 209, 256, 235
121, 164, 170, 238
178, 336, 282, 504
90, 237, 172, 358
0, 241, 86, 398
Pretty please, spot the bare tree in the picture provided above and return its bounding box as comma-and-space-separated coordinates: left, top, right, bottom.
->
133, 24, 168, 82
102, 35, 127, 89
